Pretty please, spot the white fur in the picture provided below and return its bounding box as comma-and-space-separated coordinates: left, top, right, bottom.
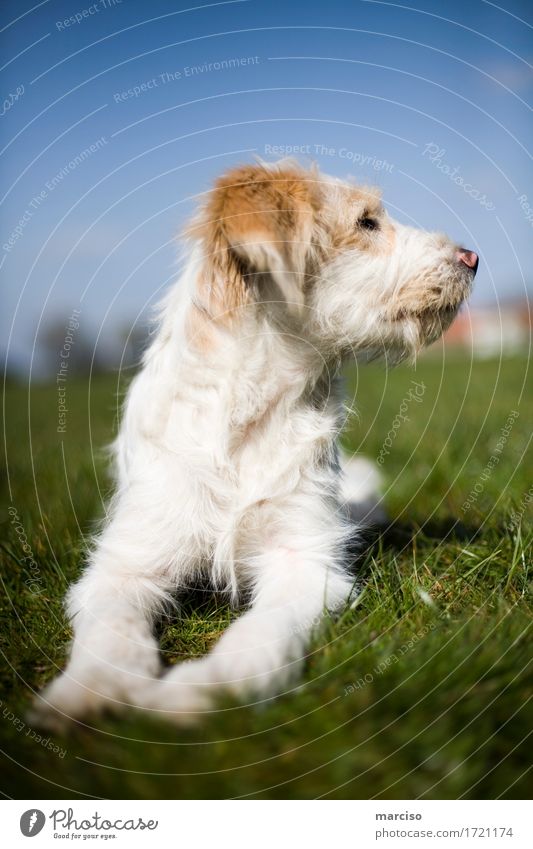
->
31, 161, 475, 728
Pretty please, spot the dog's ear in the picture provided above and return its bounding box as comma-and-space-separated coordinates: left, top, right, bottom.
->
187, 163, 319, 320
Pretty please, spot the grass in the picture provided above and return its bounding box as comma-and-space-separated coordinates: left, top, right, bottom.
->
1, 353, 532, 799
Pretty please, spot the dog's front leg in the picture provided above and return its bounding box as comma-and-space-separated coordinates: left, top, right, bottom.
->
29, 488, 179, 730
138, 541, 355, 723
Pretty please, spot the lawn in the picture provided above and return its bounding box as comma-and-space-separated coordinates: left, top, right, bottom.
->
1, 353, 531, 799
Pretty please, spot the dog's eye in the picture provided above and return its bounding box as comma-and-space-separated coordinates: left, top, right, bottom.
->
359, 217, 379, 231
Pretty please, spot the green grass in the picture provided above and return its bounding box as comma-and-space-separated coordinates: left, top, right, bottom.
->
1, 354, 532, 799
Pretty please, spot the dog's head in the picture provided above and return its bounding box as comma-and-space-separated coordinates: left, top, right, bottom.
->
187, 160, 477, 361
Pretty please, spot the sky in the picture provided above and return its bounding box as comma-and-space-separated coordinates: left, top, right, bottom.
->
1, 0, 532, 376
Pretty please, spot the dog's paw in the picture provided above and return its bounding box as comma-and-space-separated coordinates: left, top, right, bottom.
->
28, 674, 104, 732
135, 660, 216, 725
29, 665, 159, 731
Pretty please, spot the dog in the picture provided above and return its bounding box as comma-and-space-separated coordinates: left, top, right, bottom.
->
32, 160, 477, 727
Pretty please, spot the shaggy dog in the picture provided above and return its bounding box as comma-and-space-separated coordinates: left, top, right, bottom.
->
32, 160, 478, 727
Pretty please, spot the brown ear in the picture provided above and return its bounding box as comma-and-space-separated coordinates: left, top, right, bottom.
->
188, 163, 318, 320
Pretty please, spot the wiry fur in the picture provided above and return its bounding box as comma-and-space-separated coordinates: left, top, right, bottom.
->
31, 160, 476, 727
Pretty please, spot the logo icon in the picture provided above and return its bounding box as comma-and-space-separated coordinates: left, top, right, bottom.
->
20, 810, 46, 837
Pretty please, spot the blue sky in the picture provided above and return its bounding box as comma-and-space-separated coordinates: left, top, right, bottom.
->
2, 0, 532, 375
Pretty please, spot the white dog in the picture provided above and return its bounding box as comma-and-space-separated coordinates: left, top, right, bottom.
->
32, 160, 477, 727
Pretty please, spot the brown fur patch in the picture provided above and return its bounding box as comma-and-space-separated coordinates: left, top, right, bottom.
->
188, 164, 321, 322
185, 301, 218, 353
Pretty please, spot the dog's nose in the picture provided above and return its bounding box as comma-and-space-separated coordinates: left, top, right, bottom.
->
456, 248, 479, 274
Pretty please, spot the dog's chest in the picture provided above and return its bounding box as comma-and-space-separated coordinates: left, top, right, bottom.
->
165, 379, 337, 511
